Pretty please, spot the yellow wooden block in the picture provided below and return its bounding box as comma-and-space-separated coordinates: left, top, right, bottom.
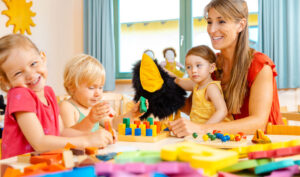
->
160, 141, 238, 176
118, 124, 125, 135
269, 142, 286, 150
140, 124, 146, 136
118, 132, 169, 143
150, 125, 157, 137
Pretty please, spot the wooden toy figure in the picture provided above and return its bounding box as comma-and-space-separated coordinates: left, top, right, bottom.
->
160, 47, 185, 78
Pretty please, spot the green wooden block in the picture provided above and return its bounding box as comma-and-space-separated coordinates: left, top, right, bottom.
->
139, 96, 147, 113
221, 159, 271, 172
123, 118, 130, 128
114, 151, 161, 164
147, 117, 154, 125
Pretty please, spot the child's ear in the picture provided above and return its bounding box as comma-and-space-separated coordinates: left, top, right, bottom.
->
210, 63, 216, 73
40, 51, 47, 62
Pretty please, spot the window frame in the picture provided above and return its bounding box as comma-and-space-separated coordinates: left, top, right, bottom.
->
113, 0, 192, 79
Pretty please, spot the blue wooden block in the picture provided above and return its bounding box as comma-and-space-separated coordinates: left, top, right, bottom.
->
146, 128, 153, 136
39, 166, 96, 177
125, 128, 132, 135
135, 128, 141, 136
96, 152, 117, 161
255, 159, 295, 174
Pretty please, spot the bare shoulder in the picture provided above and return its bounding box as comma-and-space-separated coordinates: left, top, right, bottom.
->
207, 82, 222, 94
59, 100, 75, 112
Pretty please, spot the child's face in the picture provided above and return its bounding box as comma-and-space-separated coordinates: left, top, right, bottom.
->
1, 47, 47, 94
185, 55, 215, 84
165, 50, 175, 61
72, 81, 104, 108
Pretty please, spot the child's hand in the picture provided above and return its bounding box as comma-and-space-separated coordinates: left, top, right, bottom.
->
130, 100, 149, 118
87, 128, 113, 148
108, 107, 116, 118
88, 101, 110, 124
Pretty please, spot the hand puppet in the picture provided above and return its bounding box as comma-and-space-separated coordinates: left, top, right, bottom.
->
132, 53, 186, 120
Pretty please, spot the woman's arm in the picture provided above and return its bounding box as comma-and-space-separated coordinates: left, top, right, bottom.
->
16, 112, 113, 152
205, 84, 228, 124
170, 65, 273, 136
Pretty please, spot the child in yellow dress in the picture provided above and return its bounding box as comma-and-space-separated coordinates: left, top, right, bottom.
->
182, 45, 231, 124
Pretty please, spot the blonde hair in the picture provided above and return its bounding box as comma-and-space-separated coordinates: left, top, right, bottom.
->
185, 45, 216, 64
0, 34, 39, 92
205, 0, 254, 114
63, 54, 106, 96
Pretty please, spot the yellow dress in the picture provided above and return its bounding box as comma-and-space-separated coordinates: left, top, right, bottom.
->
190, 81, 232, 124
165, 60, 184, 78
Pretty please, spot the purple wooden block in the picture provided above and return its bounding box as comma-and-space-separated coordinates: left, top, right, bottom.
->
266, 165, 300, 177
157, 162, 193, 174
124, 163, 147, 173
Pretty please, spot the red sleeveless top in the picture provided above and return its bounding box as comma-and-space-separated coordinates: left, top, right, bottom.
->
216, 52, 283, 125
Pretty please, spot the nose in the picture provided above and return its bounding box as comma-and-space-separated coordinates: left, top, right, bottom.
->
25, 70, 35, 81
207, 22, 217, 34
192, 66, 197, 73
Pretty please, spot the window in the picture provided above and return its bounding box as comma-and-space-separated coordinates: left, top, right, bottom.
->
115, 0, 258, 79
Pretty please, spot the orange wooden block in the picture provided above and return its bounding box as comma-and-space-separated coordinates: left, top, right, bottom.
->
30, 154, 61, 165
64, 143, 76, 150
40, 149, 64, 156
85, 147, 98, 155
3, 167, 21, 177
24, 162, 48, 174
44, 164, 66, 172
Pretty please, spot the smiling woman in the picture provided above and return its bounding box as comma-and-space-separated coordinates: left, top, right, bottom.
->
169, 0, 283, 137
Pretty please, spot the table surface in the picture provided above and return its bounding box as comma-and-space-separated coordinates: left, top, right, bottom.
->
1, 135, 300, 172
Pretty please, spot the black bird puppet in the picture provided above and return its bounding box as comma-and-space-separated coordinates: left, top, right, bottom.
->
132, 53, 186, 120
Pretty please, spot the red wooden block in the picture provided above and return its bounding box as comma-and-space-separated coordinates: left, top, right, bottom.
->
30, 154, 61, 165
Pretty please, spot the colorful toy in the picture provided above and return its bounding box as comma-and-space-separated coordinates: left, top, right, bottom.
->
95, 162, 204, 177
114, 150, 161, 164
160, 47, 185, 78
232, 139, 300, 158
252, 129, 271, 144
186, 130, 248, 149
266, 122, 300, 135
266, 165, 299, 177
220, 158, 271, 172
118, 118, 169, 142
160, 141, 238, 176
254, 159, 295, 175
132, 53, 186, 120
139, 96, 147, 113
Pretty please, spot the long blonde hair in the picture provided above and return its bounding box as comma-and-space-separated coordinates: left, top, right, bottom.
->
205, 0, 255, 114
0, 34, 39, 92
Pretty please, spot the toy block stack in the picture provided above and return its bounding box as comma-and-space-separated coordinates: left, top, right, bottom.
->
117, 117, 169, 142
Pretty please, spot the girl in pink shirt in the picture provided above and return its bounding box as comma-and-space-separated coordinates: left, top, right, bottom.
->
0, 34, 113, 159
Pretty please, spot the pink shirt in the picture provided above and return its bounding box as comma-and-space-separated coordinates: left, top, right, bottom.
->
1, 86, 60, 159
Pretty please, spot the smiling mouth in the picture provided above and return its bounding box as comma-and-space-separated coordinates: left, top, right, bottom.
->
28, 76, 41, 86
212, 36, 223, 41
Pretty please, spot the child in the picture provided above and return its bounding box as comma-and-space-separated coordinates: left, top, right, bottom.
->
60, 54, 146, 131
0, 34, 113, 159
182, 45, 230, 124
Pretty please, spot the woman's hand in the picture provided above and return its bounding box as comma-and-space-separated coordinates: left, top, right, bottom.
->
88, 101, 110, 124
169, 118, 203, 137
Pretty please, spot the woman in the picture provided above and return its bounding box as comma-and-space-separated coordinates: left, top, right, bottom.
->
170, 0, 283, 137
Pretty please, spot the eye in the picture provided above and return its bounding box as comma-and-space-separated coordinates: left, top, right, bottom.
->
186, 66, 191, 70
31, 61, 38, 67
219, 20, 226, 24
207, 20, 212, 25
88, 86, 95, 90
197, 64, 203, 68
14, 71, 22, 77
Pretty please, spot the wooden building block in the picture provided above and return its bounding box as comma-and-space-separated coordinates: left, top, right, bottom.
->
85, 147, 98, 155
62, 150, 74, 168
118, 131, 169, 143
